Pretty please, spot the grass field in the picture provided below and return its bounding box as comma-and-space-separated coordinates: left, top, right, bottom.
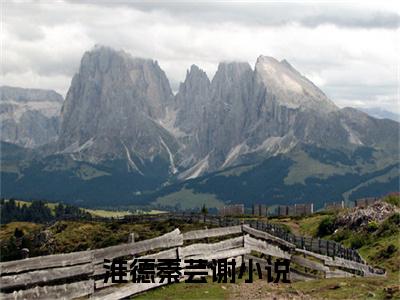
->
11, 199, 166, 218
0, 221, 42, 241
132, 274, 400, 300
0, 219, 215, 260
134, 280, 228, 300
154, 188, 224, 210
83, 208, 133, 218
268, 213, 333, 236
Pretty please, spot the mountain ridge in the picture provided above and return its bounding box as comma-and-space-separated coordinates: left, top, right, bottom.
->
0, 86, 63, 148
1, 46, 398, 209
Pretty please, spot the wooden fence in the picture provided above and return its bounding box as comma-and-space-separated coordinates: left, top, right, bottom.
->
54, 212, 366, 263
122, 213, 366, 263
0, 219, 385, 299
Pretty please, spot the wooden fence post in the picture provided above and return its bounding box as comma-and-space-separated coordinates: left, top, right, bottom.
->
91, 250, 96, 294
326, 241, 329, 256
128, 233, 135, 243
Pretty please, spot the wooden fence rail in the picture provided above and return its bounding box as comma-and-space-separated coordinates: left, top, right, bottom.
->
159, 213, 366, 263
50, 211, 365, 264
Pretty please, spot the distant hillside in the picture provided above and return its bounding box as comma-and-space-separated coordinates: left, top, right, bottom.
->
359, 107, 400, 122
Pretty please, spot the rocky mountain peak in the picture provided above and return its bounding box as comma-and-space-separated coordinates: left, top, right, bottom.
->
211, 61, 253, 102
0, 86, 63, 103
76, 46, 173, 119
180, 65, 210, 94
173, 65, 211, 135
58, 46, 177, 163
255, 55, 337, 112
0, 86, 63, 148
212, 61, 252, 84
187, 64, 208, 77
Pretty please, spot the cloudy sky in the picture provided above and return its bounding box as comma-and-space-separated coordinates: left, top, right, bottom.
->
2, 0, 399, 113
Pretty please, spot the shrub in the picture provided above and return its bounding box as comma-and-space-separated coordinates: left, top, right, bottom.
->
376, 213, 400, 237
367, 221, 379, 233
317, 216, 336, 237
278, 223, 293, 234
14, 228, 24, 238
384, 194, 400, 207
106, 221, 121, 231
379, 244, 398, 259
331, 229, 351, 242
350, 233, 370, 249
388, 212, 400, 225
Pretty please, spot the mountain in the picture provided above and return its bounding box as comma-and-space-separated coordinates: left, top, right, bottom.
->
0, 86, 63, 148
359, 107, 400, 122
1, 46, 398, 209
254, 56, 337, 111
172, 56, 398, 178
58, 46, 178, 167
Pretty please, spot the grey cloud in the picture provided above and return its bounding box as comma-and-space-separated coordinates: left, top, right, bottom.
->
70, 1, 400, 29
302, 11, 400, 29
5, 22, 45, 42
324, 84, 398, 112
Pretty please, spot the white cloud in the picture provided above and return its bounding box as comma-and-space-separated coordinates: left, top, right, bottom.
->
2, 0, 399, 113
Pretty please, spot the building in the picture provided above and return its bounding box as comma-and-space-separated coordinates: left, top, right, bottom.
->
324, 200, 345, 211
218, 204, 244, 216
252, 204, 268, 217
288, 205, 296, 216
276, 203, 314, 216
293, 203, 314, 216
277, 205, 288, 216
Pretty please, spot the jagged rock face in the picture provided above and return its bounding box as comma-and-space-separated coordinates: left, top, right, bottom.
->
173, 59, 343, 176
198, 62, 255, 167
174, 65, 211, 135
58, 46, 178, 168
0, 86, 63, 148
12, 46, 398, 180
173, 62, 258, 174
171, 56, 398, 178
254, 56, 337, 111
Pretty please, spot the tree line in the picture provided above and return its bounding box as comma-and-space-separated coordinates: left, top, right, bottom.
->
0, 199, 92, 224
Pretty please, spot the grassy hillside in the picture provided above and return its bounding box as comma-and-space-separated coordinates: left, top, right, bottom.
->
8, 199, 166, 218
2, 142, 398, 209
154, 188, 224, 210
149, 152, 399, 210
0, 219, 212, 261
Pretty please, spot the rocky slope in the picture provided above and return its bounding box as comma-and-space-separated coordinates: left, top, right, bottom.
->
168, 55, 398, 179
58, 46, 179, 174
0, 86, 63, 148
47, 46, 400, 176
335, 200, 400, 228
